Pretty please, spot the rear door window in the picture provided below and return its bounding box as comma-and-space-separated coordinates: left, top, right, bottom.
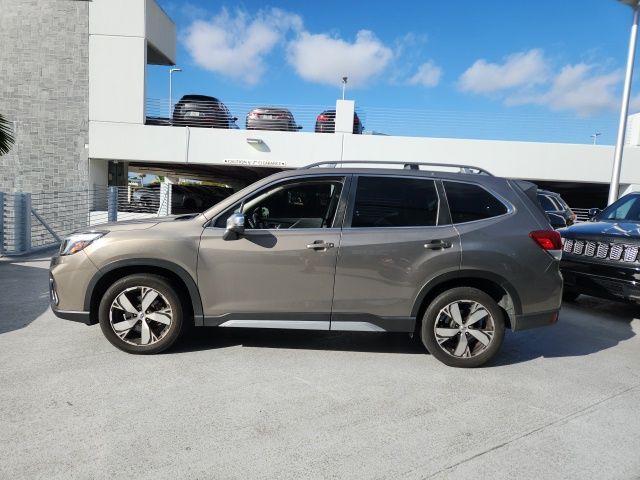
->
350, 176, 439, 227
444, 181, 508, 223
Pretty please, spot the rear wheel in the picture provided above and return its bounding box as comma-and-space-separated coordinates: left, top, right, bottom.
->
421, 287, 505, 368
98, 274, 185, 354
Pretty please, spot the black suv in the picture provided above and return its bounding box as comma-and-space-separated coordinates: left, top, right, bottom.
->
172, 95, 238, 129
560, 192, 640, 302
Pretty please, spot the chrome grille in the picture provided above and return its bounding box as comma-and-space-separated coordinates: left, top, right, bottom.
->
610, 244, 623, 261
563, 238, 640, 264
624, 246, 639, 263
584, 241, 596, 257
596, 243, 609, 258
573, 240, 585, 255
563, 239, 574, 253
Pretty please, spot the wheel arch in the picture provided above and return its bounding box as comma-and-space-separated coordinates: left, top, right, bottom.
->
84, 259, 204, 326
412, 271, 522, 331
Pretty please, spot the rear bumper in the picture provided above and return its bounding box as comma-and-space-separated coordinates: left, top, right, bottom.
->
512, 309, 559, 331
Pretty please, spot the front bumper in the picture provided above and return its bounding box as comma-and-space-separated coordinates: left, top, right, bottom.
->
561, 257, 640, 302
51, 305, 91, 324
49, 252, 99, 323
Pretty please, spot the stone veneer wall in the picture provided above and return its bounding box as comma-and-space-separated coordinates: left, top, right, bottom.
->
0, 0, 89, 194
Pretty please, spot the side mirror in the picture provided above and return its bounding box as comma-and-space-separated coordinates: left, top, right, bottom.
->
223, 213, 245, 240
588, 208, 601, 221
547, 213, 567, 229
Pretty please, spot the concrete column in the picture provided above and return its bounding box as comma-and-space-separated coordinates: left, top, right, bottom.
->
335, 100, 355, 134
159, 181, 172, 216
107, 186, 118, 222
14, 192, 32, 254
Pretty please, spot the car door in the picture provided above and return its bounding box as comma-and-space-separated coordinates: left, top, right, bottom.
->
331, 175, 461, 332
198, 175, 350, 329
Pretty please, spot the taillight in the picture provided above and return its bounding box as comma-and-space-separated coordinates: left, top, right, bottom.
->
317, 114, 328, 121
530, 230, 562, 259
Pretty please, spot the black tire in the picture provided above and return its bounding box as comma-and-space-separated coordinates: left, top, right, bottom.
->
98, 274, 185, 354
421, 287, 506, 368
562, 289, 581, 302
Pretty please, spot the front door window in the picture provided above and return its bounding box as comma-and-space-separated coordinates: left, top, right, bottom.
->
215, 178, 344, 229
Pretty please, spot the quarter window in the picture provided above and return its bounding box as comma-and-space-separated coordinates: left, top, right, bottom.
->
444, 181, 508, 223
351, 177, 439, 228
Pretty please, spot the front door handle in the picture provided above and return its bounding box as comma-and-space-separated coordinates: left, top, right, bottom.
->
306, 241, 335, 250
424, 240, 452, 250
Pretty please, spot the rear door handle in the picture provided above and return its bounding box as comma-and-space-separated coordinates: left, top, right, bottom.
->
306, 241, 335, 250
424, 240, 452, 250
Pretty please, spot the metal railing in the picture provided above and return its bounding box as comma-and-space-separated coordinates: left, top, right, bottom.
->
146, 98, 334, 132
572, 208, 592, 222
355, 106, 610, 143
145, 97, 612, 143
1, 185, 172, 255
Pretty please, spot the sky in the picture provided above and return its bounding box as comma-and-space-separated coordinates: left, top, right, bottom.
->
146, 0, 640, 144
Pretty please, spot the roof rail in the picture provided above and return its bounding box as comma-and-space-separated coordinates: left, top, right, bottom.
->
301, 160, 493, 176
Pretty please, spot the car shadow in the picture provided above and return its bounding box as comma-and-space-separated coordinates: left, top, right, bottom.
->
0, 255, 52, 334
173, 296, 637, 363
172, 328, 427, 355
491, 296, 637, 366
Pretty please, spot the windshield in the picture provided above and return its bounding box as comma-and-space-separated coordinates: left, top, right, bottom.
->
599, 194, 640, 222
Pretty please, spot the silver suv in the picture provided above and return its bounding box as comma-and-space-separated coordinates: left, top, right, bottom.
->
50, 162, 563, 367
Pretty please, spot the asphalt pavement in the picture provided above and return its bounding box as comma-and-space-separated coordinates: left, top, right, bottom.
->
1, 251, 639, 479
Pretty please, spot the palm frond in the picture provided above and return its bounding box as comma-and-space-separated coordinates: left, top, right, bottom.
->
0, 114, 15, 156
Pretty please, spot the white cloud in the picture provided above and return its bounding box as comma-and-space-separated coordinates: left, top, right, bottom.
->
183, 8, 302, 85
459, 48, 626, 117
458, 49, 549, 94
408, 61, 442, 88
286, 30, 393, 87
507, 64, 623, 117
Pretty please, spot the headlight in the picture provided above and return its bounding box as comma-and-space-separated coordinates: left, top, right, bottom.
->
59, 232, 107, 256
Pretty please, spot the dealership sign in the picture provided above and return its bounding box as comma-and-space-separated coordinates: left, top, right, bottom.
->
224, 159, 287, 167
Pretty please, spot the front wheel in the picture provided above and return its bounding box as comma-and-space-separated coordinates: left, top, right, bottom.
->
98, 274, 185, 354
421, 287, 505, 368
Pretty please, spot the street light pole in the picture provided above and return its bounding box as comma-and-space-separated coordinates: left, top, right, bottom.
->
609, 0, 640, 205
169, 67, 182, 118
341, 76, 348, 100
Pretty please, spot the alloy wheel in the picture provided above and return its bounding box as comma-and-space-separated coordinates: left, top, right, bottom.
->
433, 300, 495, 358
109, 286, 173, 346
